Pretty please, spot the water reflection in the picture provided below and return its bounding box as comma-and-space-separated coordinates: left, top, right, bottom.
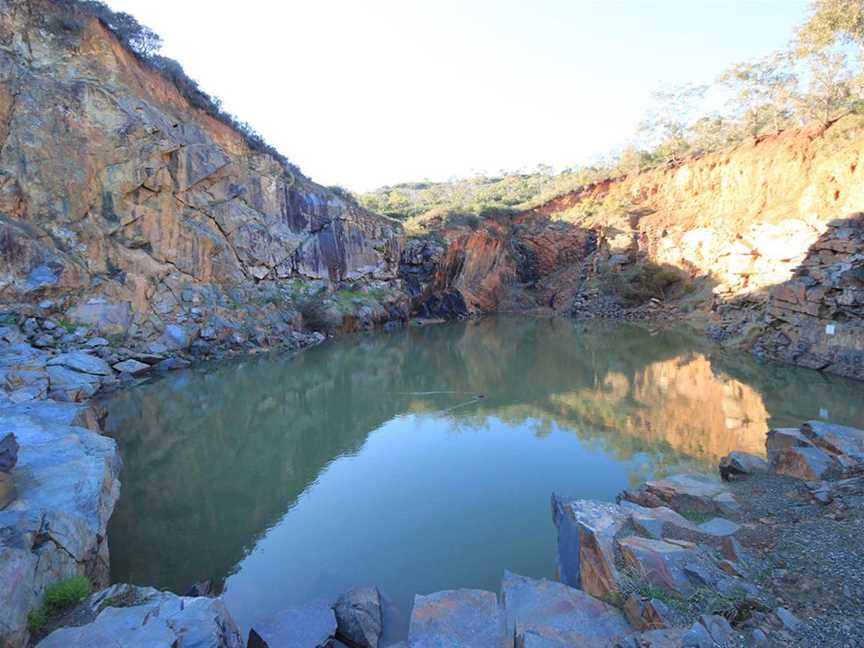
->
103, 316, 863, 640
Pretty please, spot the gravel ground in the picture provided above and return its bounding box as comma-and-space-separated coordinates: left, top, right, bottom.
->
726, 474, 864, 647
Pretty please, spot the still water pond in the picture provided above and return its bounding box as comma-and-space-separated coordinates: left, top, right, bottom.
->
103, 316, 864, 642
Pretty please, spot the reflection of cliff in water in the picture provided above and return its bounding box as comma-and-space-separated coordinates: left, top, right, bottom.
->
104, 316, 864, 593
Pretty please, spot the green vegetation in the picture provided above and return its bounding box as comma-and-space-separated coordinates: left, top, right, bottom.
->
677, 509, 713, 525
589, 262, 686, 307
43, 576, 91, 612
28, 576, 92, 635
359, 0, 864, 228
56, 318, 79, 333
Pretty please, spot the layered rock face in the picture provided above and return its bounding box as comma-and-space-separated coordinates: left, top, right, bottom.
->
404, 119, 864, 377
399, 214, 595, 317
0, 0, 403, 345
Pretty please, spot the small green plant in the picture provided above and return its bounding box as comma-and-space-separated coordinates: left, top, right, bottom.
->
27, 576, 92, 636
55, 318, 79, 333
27, 608, 47, 635
43, 576, 91, 613
678, 509, 712, 524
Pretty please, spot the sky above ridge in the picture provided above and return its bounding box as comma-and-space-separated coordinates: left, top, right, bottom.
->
105, 0, 809, 191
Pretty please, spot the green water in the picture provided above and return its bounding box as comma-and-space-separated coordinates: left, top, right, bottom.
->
103, 316, 864, 642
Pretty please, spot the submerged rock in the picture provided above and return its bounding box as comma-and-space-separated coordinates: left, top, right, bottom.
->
249, 601, 336, 648
408, 589, 503, 648
502, 571, 630, 647
36, 584, 243, 648
333, 586, 383, 648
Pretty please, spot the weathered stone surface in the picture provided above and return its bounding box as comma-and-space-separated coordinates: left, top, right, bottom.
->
614, 628, 688, 648
408, 589, 503, 648
0, 432, 18, 472
801, 420, 864, 463
66, 301, 133, 336
112, 359, 152, 376
45, 364, 102, 401
696, 517, 740, 537
502, 572, 630, 647
0, 472, 15, 509
767, 428, 840, 481
46, 351, 113, 376
0, 400, 121, 648
36, 584, 243, 648
250, 601, 336, 648
719, 451, 768, 480
618, 536, 701, 597
621, 474, 739, 518
623, 594, 670, 631
552, 496, 627, 599
333, 587, 382, 648
621, 502, 699, 540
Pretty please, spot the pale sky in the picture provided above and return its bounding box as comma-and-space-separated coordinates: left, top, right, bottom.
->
104, 0, 809, 190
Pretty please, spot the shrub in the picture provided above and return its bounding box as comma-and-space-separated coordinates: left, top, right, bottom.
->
43, 576, 91, 613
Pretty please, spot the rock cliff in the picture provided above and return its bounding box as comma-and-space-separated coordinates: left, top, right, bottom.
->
0, 0, 404, 349
402, 118, 864, 378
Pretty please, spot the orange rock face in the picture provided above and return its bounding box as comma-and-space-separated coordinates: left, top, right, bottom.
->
0, 1, 403, 339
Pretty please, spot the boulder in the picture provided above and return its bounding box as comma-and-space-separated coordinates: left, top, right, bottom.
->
0, 401, 121, 647
618, 536, 700, 598
719, 451, 768, 481
333, 587, 383, 648
408, 589, 503, 648
614, 628, 688, 648
502, 572, 630, 647
112, 359, 152, 376
622, 595, 670, 631
65, 301, 133, 335
46, 351, 113, 376
621, 502, 699, 540
801, 420, 864, 465
36, 585, 243, 648
620, 474, 738, 518
46, 365, 102, 401
551, 496, 627, 599
250, 601, 336, 648
0, 432, 18, 472
767, 433, 840, 481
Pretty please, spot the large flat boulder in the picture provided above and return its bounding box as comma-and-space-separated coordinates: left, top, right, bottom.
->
408, 589, 503, 648
620, 474, 739, 518
0, 400, 121, 648
502, 572, 631, 648
551, 496, 627, 599
36, 584, 243, 648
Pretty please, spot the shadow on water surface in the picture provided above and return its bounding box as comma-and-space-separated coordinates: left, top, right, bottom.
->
102, 316, 864, 641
